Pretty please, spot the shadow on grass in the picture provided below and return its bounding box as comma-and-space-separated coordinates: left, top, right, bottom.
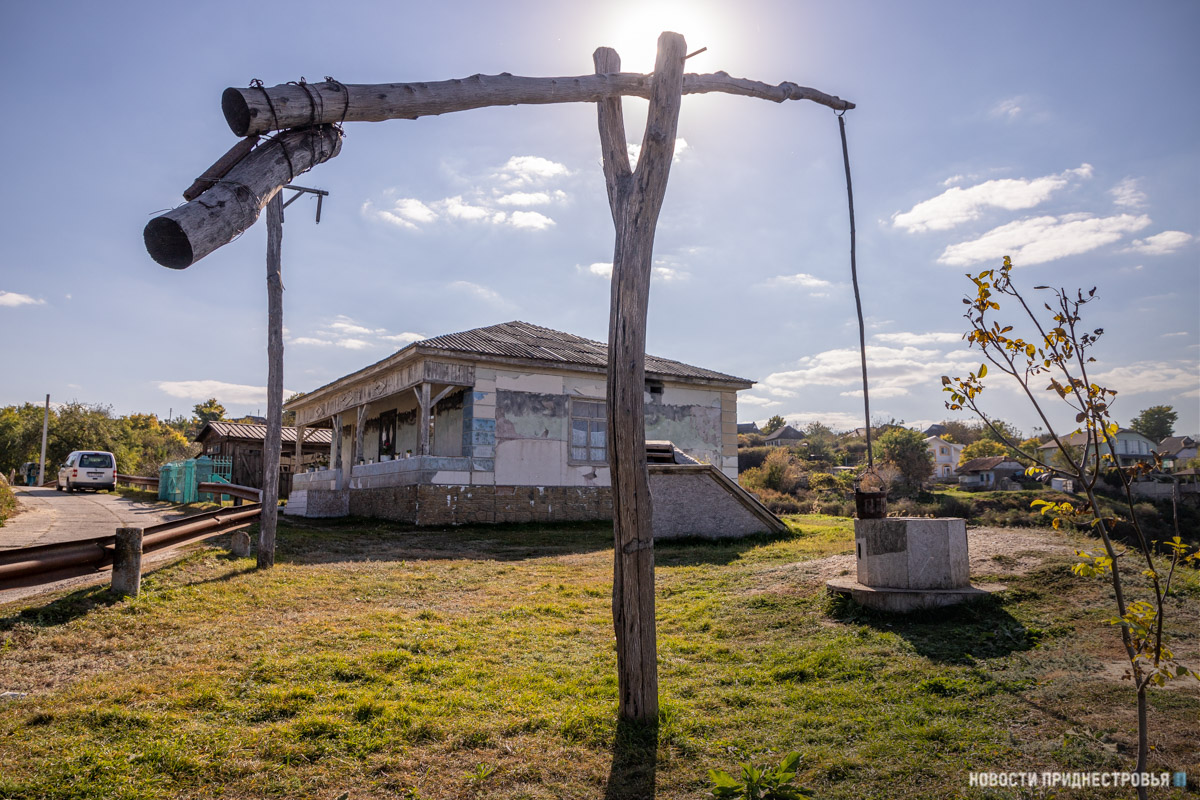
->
605, 719, 658, 800
0, 584, 122, 630
826, 592, 1041, 665
271, 518, 799, 568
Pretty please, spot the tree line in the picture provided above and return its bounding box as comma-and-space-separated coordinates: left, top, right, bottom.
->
0, 397, 253, 479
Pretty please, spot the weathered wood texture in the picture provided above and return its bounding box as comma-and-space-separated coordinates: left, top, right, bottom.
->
144, 125, 341, 269
183, 135, 259, 201
598, 33, 686, 723
257, 193, 284, 570
223, 73, 854, 136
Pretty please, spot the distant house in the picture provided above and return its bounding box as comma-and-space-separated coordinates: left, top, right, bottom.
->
764, 425, 805, 447
1037, 428, 1157, 468
1157, 436, 1198, 472
737, 422, 761, 435
279, 321, 781, 536
958, 456, 1023, 488
925, 436, 964, 479
194, 420, 332, 496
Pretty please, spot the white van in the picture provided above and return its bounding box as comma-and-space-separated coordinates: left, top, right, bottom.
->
57, 451, 117, 492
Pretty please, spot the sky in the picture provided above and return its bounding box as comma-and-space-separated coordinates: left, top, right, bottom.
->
1, 1, 1197, 439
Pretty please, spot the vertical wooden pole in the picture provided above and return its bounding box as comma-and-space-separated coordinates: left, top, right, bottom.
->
331, 413, 343, 484
594, 32, 686, 723
37, 394, 49, 486
418, 383, 431, 456
355, 405, 368, 465
258, 193, 284, 570
295, 424, 305, 472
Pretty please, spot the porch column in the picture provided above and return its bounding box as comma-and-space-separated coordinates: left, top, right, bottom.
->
294, 424, 305, 471
418, 383, 431, 456
353, 405, 368, 465
331, 413, 343, 489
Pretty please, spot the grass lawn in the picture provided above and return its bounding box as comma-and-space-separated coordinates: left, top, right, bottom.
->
0, 514, 1197, 799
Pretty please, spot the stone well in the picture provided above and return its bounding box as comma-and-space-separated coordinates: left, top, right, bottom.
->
826, 517, 1003, 612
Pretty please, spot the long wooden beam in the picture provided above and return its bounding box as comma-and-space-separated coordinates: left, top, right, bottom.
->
222, 72, 854, 136
144, 125, 341, 269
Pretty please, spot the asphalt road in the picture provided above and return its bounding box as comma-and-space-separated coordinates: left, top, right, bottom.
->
1, 486, 186, 550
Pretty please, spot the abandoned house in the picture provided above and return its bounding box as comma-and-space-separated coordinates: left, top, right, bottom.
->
194, 420, 331, 497
283, 321, 783, 537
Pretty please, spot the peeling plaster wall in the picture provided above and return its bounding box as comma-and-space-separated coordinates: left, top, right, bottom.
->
492, 367, 734, 486
432, 390, 465, 457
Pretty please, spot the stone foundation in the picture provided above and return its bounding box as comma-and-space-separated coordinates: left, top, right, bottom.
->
297, 484, 615, 526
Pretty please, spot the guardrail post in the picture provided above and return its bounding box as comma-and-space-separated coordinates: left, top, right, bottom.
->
112, 527, 144, 597
230, 529, 251, 557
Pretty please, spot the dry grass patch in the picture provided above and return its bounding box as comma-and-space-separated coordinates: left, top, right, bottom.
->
0, 515, 1196, 799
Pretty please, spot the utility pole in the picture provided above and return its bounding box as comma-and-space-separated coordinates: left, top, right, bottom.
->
258, 184, 328, 570
37, 394, 49, 486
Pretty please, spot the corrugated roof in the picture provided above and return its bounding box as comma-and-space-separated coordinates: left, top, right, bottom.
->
958, 456, 1020, 472
196, 421, 333, 444
418, 321, 752, 384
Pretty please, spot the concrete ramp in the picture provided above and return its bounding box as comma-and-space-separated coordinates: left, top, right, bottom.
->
648, 464, 787, 539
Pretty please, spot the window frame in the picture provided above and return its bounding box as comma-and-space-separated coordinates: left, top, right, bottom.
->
567, 397, 608, 466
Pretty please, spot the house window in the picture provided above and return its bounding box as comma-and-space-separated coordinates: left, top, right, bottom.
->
569, 399, 607, 464
940, 446, 948, 456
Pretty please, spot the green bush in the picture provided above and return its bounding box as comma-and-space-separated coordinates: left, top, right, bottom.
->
738, 446, 771, 472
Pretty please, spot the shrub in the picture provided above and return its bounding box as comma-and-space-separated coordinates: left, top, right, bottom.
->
752, 489, 805, 514
738, 447, 771, 473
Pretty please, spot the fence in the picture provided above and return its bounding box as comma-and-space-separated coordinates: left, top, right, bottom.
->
158, 456, 233, 504
0, 499, 261, 592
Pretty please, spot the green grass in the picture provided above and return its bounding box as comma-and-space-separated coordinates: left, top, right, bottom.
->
0, 514, 1196, 799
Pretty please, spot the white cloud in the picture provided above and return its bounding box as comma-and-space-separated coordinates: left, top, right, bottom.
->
892, 164, 1092, 233
738, 395, 781, 408
766, 273, 832, 289
362, 198, 438, 230
495, 190, 567, 206
290, 316, 425, 351
938, 212, 1151, 267
627, 137, 689, 166
1109, 177, 1147, 209
780, 411, 874, 432
577, 262, 688, 282
156, 380, 296, 406
758, 345, 978, 399
379, 332, 425, 346
449, 280, 513, 309
1092, 361, 1199, 396
840, 386, 911, 399
872, 332, 963, 345
441, 195, 494, 221
1123, 230, 1193, 256
942, 174, 966, 187
328, 317, 375, 336
1161, 332, 1190, 338
652, 266, 689, 282
507, 210, 555, 230
0, 290, 44, 308
580, 262, 613, 278
492, 155, 570, 187
989, 97, 1024, 120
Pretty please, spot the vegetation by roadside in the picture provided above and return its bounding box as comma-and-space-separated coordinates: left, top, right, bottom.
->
0, 479, 17, 525
0, 515, 1196, 799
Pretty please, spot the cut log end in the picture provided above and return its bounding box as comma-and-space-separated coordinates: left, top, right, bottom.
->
144, 217, 195, 269
222, 87, 252, 137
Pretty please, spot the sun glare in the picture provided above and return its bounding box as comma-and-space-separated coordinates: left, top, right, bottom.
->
595, 1, 727, 72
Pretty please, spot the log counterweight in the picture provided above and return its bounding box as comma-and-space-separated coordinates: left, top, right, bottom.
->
223, 72, 853, 136
144, 125, 341, 269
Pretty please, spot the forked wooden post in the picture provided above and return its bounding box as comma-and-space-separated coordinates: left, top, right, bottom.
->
258, 193, 284, 569
596, 31, 686, 723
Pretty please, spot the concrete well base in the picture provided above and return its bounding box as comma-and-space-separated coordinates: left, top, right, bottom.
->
825, 576, 1005, 613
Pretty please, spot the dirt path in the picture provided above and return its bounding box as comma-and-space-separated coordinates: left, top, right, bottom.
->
1, 486, 187, 549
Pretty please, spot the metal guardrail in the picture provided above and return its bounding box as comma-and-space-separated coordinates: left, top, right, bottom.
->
116, 473, 160, 490
0, 503, 261, 591
198, 481, 261, 503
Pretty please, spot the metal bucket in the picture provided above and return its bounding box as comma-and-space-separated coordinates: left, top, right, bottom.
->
855, 490, 887, 519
